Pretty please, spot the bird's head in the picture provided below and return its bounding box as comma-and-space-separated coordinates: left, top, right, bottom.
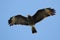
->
27, 14, 32, 19
8, 16, 16, 26
45, 8, 55, 16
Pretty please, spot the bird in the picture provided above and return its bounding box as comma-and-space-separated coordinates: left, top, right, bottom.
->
8, 8, 55, 34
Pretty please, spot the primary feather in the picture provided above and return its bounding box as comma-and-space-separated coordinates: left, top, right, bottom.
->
32, 8, 55, 24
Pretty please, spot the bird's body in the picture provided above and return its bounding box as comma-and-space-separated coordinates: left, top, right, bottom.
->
8, 8, 55, 34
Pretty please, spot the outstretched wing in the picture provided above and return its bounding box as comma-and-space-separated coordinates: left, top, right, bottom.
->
32, 8, 55, 24
8, 15, 28, 26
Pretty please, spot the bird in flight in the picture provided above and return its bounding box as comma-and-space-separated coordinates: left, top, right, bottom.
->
8, 8, 55, 34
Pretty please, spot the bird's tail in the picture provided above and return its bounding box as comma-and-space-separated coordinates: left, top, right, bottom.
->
31, 25, 37, 34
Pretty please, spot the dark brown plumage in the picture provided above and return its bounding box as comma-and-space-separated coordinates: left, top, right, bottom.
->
8, 8, 55, 34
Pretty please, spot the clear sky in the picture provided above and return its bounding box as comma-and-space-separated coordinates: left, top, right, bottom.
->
0, 0, 60, 40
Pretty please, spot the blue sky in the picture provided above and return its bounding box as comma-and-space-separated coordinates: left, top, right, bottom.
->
0, 0, 60, 40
